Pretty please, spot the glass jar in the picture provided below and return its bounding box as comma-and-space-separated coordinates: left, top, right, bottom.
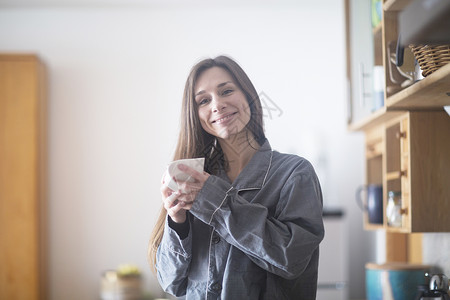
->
386, 191, 402, 227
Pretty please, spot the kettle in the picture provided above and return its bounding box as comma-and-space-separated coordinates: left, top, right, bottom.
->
417, 273, 450, 300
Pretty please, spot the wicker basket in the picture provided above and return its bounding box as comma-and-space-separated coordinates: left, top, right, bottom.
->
409, 44, 450, 77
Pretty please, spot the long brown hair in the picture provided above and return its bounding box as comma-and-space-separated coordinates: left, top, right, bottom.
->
148, 55, 266, 272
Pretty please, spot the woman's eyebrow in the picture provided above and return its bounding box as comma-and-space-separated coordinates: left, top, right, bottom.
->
217, 81, 232, 88
195, 81, 233, 96
195, 90, 205, 97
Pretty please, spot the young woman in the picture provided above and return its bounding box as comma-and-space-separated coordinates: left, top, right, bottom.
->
148, 56, 324, 300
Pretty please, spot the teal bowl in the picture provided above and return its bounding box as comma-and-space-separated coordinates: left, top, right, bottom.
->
366, 263, 430, 300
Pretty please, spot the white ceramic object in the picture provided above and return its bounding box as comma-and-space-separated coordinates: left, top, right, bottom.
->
164, 158, 205, 192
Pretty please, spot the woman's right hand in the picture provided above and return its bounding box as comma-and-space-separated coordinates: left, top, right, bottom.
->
161, 173, 191, 223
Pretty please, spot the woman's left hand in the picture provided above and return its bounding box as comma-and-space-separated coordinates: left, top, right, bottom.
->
175, 164, 210, 204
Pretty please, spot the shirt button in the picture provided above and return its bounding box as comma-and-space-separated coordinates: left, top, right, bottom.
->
211, 283, 222, 291
212, 234, 221, 244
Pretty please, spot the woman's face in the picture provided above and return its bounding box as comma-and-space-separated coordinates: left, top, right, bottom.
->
194, 67, 251, 140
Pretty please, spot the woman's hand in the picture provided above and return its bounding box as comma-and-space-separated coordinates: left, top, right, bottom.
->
175, 163, 210, 203
160, 183, 186, 223
161, 164, 210, 223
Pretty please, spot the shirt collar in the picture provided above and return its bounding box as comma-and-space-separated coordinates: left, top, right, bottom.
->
217, 139, 273, 191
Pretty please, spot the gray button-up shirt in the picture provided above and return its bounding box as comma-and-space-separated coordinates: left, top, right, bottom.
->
156, 140, 324, 299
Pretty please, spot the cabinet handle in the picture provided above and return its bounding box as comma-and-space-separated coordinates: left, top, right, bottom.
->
359, 63, 371, 106
399, 170, 407, 177
400, 208, 408, 215
396, 131, 406, 139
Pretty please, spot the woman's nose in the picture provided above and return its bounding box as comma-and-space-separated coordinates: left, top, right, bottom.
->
211, 97, 226, 112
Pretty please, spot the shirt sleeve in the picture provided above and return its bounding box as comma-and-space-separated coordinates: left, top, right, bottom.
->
189, 160, 324, 280
168, 215, 190, 240
155, 214, 192, 296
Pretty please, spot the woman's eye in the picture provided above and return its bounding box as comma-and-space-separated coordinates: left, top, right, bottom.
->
198, 98, 209, 105
222, 89, 233, 95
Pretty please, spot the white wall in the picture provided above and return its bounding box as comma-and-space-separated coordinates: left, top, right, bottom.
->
0, 1, 371, 299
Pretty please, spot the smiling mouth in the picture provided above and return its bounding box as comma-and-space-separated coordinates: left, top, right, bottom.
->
212, 112, 237, 124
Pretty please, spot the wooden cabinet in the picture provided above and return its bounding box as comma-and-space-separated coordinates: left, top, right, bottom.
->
0, 54, 47, 300
346, 0, 450, 261
364, 112, 450, 233
384, 112, 450, 232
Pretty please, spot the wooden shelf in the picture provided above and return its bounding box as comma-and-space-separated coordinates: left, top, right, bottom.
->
365, 223, 384, 231
349, 63, 450, 131
348, 107, 404, 132
383, 0, 412, 11
386, 63, 450, 109
386, 226, 409, 233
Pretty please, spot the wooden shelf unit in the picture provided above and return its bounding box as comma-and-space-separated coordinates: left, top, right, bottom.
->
347, 0, 450, 263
